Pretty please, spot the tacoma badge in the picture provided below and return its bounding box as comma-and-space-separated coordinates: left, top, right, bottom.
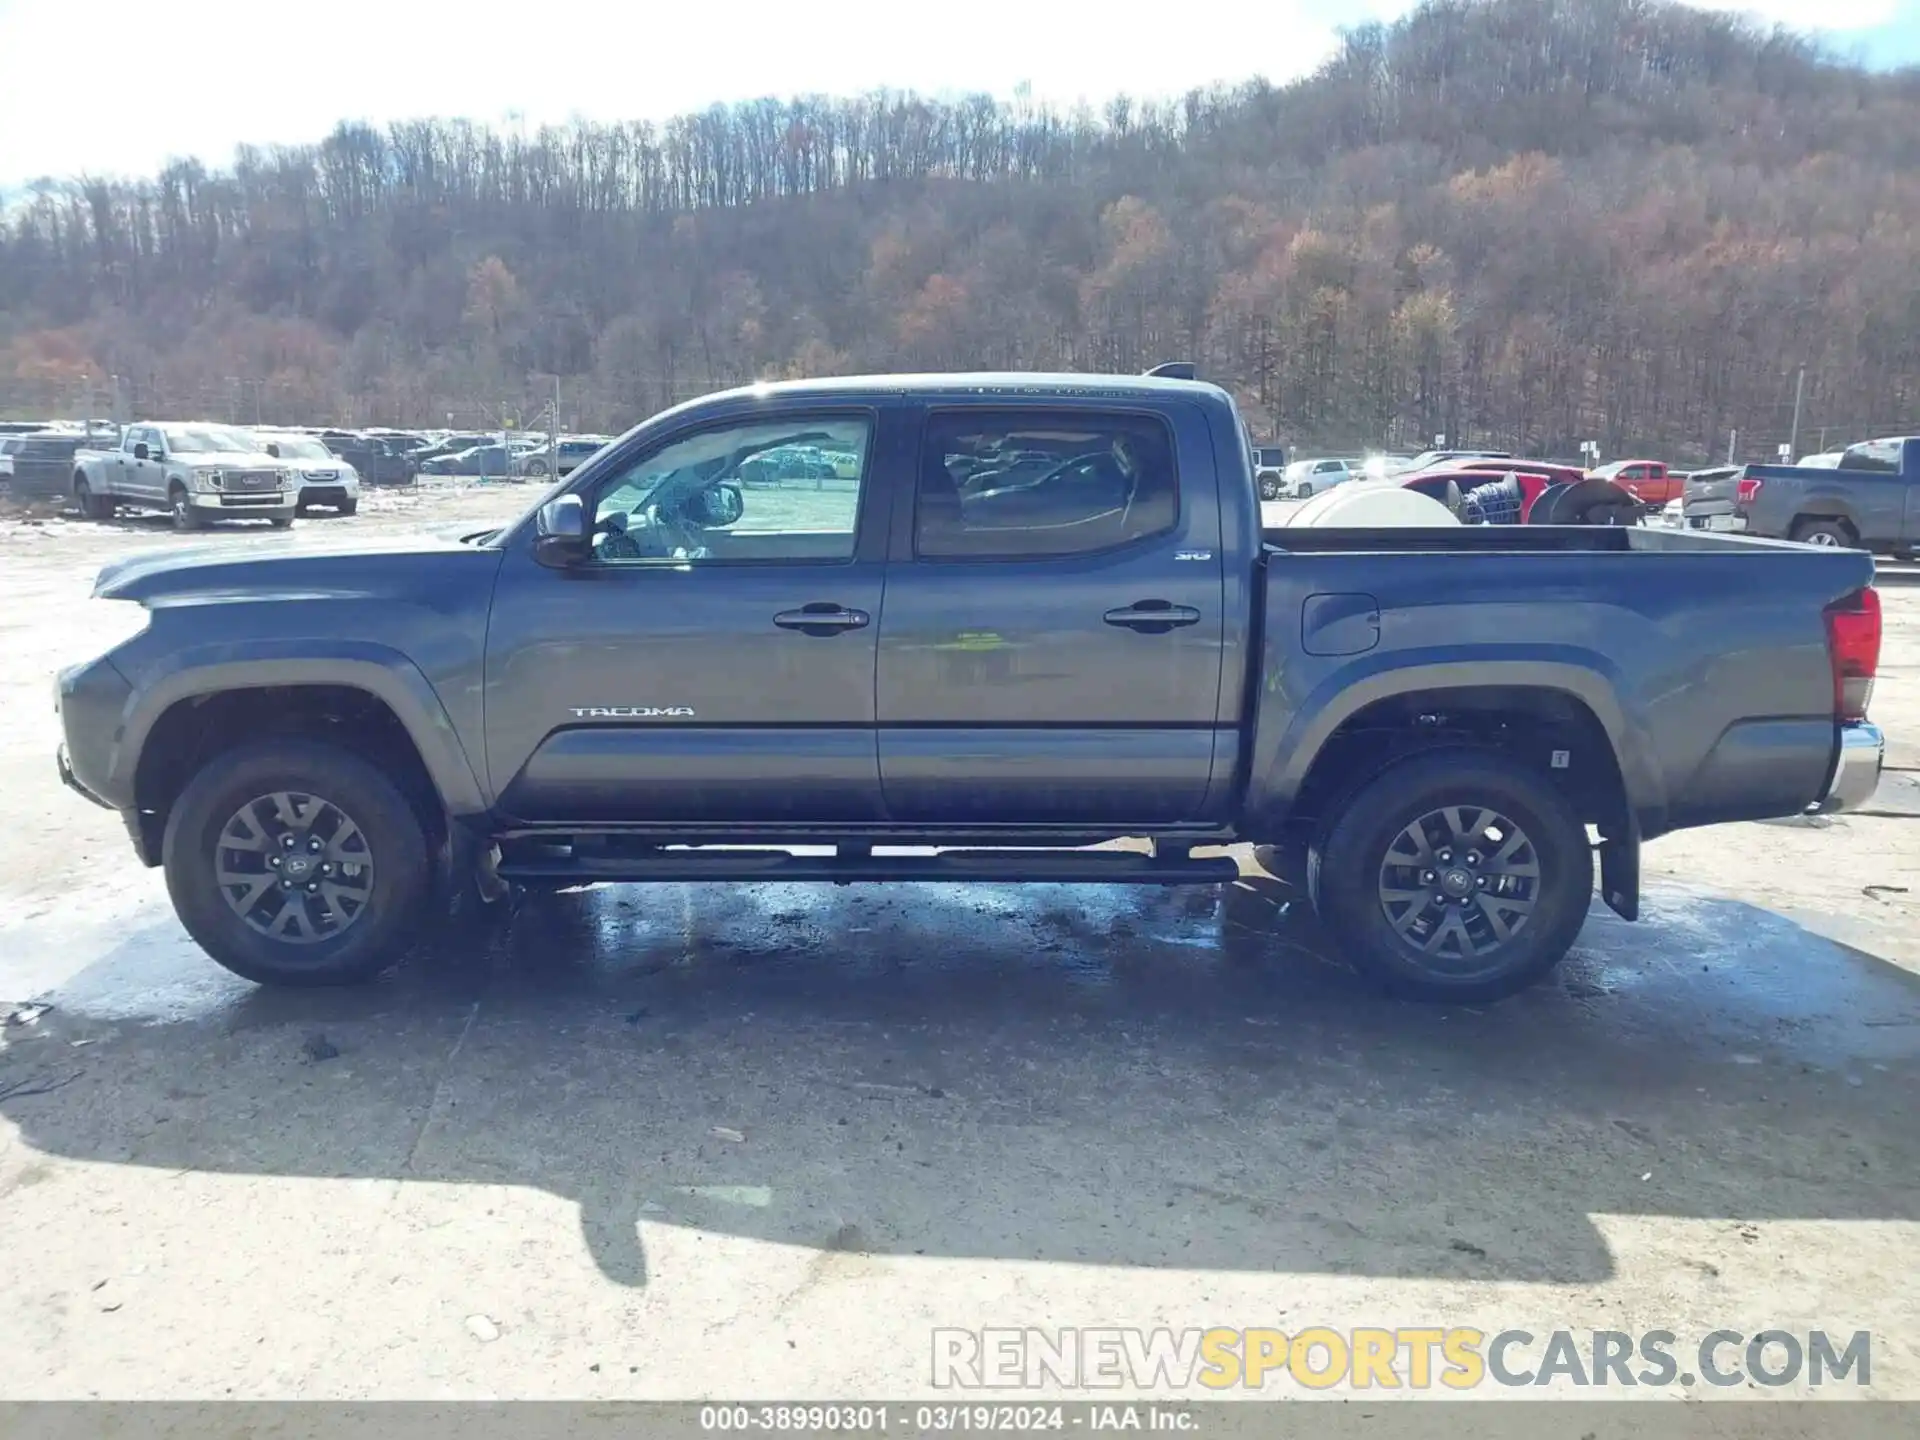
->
569, 706, 696, 719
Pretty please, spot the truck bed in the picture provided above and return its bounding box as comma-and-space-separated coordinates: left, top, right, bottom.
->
1261, 525, 1820, 555
1249, 522, 1875, 845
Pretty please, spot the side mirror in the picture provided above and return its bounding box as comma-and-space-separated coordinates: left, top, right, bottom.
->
533, 494, 590, 567
693, 481, 744, 528
133, 443, 150, 461
265, 442, 281, 458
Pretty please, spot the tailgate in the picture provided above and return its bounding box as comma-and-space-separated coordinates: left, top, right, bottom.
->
1685, 471, 1739, 506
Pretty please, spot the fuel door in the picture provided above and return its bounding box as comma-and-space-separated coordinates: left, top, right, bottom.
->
1301, 592, 1381, 657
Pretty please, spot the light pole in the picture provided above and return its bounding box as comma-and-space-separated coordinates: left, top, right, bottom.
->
1788, 366, 1806, 462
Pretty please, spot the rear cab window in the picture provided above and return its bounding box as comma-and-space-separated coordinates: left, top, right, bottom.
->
914, 409, 1179, 560
1839, 439, 1904, 473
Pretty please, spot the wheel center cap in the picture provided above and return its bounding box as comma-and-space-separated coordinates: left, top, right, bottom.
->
284, 855, 313, 878
1441, 867, 1473, 896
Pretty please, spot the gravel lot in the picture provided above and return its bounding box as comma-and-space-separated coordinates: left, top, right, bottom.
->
0, 484, 1916, 1400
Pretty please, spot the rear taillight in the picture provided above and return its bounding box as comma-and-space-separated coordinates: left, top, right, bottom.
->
1825, 587, 1881, 721
1735, 475, 1763, 507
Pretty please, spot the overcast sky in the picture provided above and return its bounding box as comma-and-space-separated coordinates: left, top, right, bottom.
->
0, 0, 1915, 185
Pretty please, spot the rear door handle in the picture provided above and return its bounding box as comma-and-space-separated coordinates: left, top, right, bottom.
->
773, 603, 871, 636
1103, 600, 1202, 634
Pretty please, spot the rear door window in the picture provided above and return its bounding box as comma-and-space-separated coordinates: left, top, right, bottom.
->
914, 410, 1179, 560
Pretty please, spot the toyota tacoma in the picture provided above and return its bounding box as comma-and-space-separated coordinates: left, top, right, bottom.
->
55, 371, 1887, 1001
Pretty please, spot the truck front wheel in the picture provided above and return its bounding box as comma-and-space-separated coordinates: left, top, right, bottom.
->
169, 484, 203, 531
161, 739, 432, 986
1311, 750, 1593, 1002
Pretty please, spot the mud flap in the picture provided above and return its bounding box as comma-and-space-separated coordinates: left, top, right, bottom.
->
439, 820, 508, 909
1597, 823, 1640, 921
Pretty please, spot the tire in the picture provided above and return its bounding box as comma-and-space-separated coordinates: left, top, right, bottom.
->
73, 477, 111, 520
269, 516, 293, 529
1296, 483, 1314, 499
340, 498, 359, 516
1792, 518, 1854, 549
294, 500, 312, 518
524, 459, 549, 478
1311, 749, 1593, 1002
169, 485, 202, 531
162, 739, 432, 987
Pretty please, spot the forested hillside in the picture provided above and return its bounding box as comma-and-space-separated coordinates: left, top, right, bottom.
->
4, 0, 1918, 460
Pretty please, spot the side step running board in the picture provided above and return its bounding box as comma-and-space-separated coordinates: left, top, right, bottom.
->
496, 847, 1240, 886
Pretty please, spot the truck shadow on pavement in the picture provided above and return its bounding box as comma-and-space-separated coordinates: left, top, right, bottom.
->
3, 876, 1917, 1289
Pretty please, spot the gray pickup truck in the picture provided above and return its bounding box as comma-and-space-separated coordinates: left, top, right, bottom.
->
56, 371, 1887, 1002
1684, 435, 1920, 554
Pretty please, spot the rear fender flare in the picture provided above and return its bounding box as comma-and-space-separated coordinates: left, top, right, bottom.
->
1791, 495, 1860, 532
1251, 652, 1665, 830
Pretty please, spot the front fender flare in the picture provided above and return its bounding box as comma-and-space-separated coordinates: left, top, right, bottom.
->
110, 639, 489, 818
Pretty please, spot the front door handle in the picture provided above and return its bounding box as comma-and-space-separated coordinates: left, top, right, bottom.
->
773, 603, 871, 636
1103, 600, 1203, 634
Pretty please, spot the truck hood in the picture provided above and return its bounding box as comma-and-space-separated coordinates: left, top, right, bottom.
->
184, 450, 287, 468
92, 532, 500, 606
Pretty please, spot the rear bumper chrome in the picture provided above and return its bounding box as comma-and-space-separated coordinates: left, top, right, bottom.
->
1818, 722, 1884, 813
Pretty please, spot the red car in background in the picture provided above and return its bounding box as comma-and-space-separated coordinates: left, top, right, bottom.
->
1590, 459, 1680, 508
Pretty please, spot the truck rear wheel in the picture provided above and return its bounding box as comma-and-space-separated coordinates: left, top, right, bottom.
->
1791, 518, 1854, 548
161, 739, 432, 987
74, 477, 113, 520
1311, 750, 1593, 1002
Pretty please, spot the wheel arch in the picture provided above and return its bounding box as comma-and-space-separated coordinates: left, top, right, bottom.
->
117, 647, 488, 861
1791, 508, 1859, 542
1249, 661, 1662, 837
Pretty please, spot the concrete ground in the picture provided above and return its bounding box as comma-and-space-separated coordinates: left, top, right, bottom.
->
0, 485, 1916, 1400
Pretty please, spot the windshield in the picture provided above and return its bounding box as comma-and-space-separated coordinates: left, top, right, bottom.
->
161, 425, 260, 454
254, 434, 333, 460
1284, 461, 1315, 479
1589, 461, 1626, 478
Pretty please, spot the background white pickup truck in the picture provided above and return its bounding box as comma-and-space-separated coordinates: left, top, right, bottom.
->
72, 422, 297, 529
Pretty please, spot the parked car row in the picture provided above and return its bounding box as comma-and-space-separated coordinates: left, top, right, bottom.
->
1260, 441, 1914, 548
218, 425, 611, 484
6, 416, 624, 529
